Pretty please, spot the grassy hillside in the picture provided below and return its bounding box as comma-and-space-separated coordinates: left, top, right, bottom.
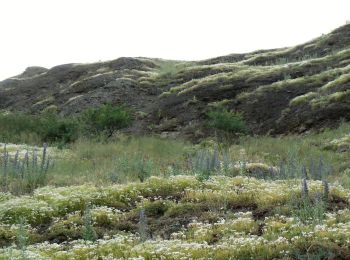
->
1, 24, 350, 139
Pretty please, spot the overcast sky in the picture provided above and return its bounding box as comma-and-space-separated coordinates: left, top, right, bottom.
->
0, 0, 349, 80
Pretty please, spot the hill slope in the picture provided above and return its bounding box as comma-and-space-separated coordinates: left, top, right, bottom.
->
1, 24, 350, 139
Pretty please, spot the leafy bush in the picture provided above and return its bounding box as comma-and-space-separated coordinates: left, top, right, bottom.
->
0, 112, 79, 145
39, 113, 79, 145
0, 104, 132, 145
0, 113, 40, 144
206, 109, 247, 134
81, 104, 133, 137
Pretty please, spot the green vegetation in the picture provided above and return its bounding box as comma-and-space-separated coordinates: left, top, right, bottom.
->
0, 121, 349, 259
0, 136, 190, 192
289, 92, 318, 106
82, 205, 97, 242
324, 134, 350, 152
0, 104, 133, 145
0, 143, 52, 194
81, 104, 133, 138
0, 175, 348, 259
2, 122, 350, 191
0, 24, 350, 259
39, 113, 79, 145
0, 112, 78, 145
311, 89, 350, 109
207, 108, 247, 135
321, 71, 350, 92
155, 60, 188, 78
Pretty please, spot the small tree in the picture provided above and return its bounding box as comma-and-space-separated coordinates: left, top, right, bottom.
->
82, 104, 133, 137
207, 108, 247, 134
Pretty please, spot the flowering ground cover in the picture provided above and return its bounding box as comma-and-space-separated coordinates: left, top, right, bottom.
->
0, 176, 349, 259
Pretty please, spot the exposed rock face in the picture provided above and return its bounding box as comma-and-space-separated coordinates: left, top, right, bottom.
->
1, 24, 350, 139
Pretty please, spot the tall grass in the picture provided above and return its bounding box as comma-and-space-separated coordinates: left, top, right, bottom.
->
0, 144, 52, 194
236, 122, 350, 184
1, 120, 349, 192
41, 136, 191, 187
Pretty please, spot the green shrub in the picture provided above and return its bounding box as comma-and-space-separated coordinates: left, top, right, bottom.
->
206, 109, 247, 134
0, 104, 133, 145
81, 104, 133, 137
39, 113, 79, 145
0, 112, 79, 145
0, 113, 40, 144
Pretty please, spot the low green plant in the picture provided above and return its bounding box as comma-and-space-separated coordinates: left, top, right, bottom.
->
82, 205, 96, 242
138, 208, 150, 242
17, 217, 28, 260
293, 197, 326, 224
135, 156, 153, 183
291, 180, 327, 223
